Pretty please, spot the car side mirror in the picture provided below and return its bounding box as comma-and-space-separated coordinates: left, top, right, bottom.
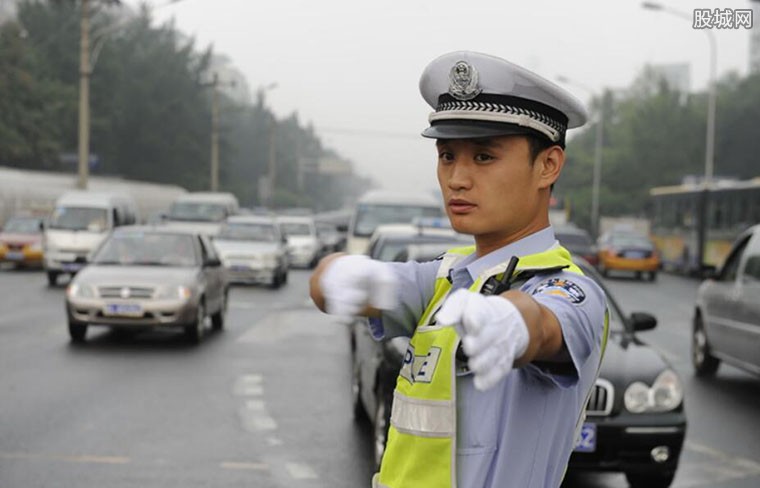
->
205, 257, 222, 267
629, 312, 657, 332
701, 264, 718, 280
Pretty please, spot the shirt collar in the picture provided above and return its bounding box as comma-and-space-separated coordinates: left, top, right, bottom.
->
450, 226, 557, 287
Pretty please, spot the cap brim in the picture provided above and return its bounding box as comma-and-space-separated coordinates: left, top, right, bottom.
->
421, 120, 535, 140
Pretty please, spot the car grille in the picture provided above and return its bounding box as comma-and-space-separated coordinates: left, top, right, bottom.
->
616, 250, 652, 258
585, 378, 614, 415
98, 286, 155, 299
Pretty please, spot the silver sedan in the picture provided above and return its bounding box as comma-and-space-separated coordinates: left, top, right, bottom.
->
66, 227, 227, 344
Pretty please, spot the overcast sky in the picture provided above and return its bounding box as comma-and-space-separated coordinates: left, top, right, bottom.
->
141, 0, 755, 197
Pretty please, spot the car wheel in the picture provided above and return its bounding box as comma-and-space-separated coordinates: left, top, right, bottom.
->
692, 314, 720, 376
351, 361, 369, 424
648, 271, 657, 282
211, 292, 226, 331
184, 302, 205, 344
625, 471, 675, 488
598, 261, 608, 277
281, 270, 288, 284
47, 271, 59, 287
373, 388, 392, 470
68, 319, 87, 343
269, 273, 281, 290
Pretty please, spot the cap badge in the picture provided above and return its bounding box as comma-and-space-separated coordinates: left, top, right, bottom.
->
448, 61, 481, 101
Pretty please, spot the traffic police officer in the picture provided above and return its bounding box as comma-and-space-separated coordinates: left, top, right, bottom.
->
310, 51, 607, 488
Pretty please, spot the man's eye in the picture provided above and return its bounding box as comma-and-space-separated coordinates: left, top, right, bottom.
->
474, 153, 494, 163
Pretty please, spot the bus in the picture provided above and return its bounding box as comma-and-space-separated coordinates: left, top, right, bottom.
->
649, 178, 760, 274
346, 190, 444, 255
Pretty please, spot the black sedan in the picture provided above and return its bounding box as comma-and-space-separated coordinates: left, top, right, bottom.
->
350, 256, 686, 486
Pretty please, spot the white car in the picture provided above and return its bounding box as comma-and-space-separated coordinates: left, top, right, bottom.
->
277, 215, 321, 268
213, 216, 289, 288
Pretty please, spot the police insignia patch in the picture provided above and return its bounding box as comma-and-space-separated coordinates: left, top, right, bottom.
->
532, 278, 586, 304
448, 61, 481, 101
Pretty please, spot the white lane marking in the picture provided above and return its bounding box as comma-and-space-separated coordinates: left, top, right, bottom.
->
0, 451, 130, 465
220, 461, 269, 471
267, 437, 283, 446
236, 309, 341, 344
286, 462, 318, 480
239, 400, 277, 431
233, 374, 264, 397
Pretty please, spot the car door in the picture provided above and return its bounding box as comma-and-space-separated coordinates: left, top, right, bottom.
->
705, 234, 751, 360
734, 230, 760, 372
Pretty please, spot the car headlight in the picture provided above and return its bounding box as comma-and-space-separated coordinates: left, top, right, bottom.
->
624, 369, 684, 413
156, 286, 192, 300
67, 283, 95, 299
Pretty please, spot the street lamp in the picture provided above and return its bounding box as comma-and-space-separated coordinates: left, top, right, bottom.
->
556, 75, 604, 239
642, 1, 717, 272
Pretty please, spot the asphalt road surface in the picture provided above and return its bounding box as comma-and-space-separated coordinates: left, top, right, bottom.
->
1, 266, 758, 488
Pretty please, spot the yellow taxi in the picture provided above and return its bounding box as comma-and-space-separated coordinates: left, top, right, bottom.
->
0, 216, 45, 268
597, 231, 661, 281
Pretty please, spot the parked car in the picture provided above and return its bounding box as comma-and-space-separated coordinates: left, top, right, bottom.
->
277, 215, 320, 268
597, 231, 660, 281
0, 215, 45, 268
351, 255, 686, 485
213, 215, 289, 288
692, 223, 760, 377
65, 226, 227, 344
555, 224, 598, 266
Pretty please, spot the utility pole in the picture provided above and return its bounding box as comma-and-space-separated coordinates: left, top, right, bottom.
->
268, 116, 276, 205
77, 0, 91, 190
210, 73, 220, 192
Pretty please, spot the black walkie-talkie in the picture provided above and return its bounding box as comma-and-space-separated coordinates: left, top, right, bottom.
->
455, 255, 520, 364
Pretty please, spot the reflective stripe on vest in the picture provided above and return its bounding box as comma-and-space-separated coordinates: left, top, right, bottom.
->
378, 244, 605, 488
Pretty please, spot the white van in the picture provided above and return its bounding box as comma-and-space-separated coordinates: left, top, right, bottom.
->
43, 191, 138, 286
163, 192, 239, 237
346, 190, 444, 255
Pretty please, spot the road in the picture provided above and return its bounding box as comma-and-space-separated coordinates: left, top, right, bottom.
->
0, 267, 759, 488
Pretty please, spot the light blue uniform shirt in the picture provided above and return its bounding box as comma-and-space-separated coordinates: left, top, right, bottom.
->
378, 227, 606, 488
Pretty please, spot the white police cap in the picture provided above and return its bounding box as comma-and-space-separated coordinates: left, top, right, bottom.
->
420, 51, 588, 145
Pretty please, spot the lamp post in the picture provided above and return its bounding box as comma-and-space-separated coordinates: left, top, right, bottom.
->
557, 76, 604, 239
642, 1, 717, 272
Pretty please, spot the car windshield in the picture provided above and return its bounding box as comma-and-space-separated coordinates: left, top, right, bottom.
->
280, 222, 311, 236
353, 204, 443, 237
48, 207, 108, 232
218, 223, 276, 242
3, 217, 41, 233
167, 202, 227, 222
93, 233, 198, 266
609, 234, 652, 248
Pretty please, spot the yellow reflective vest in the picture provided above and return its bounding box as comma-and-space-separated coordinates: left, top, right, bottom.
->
375, 245, 608, 488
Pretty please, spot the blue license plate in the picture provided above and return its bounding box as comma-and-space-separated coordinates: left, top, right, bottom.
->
105, 304, 142, 316
625, 251, 645, 259
62, 263, 83, 272
574, 423, 596, 453
5, 251, 23, 261
231, 265, 250, 271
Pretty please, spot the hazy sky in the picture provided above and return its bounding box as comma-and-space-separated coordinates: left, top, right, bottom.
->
140, 0, 755, 196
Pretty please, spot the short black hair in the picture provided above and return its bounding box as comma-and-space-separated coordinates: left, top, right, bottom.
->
526, 133, 559, 163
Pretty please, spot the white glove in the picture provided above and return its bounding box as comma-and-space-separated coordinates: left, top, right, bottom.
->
435, 289, 529, 391
319, 255, 398, 317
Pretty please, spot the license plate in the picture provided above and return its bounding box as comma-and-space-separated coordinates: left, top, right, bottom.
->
231, 265, 250, 271
5, 251, 23, 261
62, 263, 83, 272
105, 303, 142, 317
574, 423, 596, 453
625, 251, 645, 259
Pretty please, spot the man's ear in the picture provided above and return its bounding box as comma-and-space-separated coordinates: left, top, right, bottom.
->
537, 146, 565, 189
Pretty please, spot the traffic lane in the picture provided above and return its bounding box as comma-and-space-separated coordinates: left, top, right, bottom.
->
0, 268, 375, 488
599, 272, 760, 487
